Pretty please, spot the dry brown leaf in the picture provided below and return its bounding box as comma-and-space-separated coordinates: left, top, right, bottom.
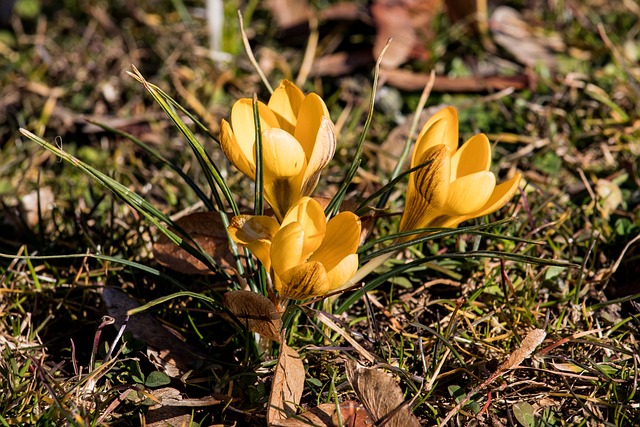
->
100, 287, 212, 377
381, 68, 530, 92
153, 211, 233, 275
371, 0, 416, 69
497, 328, 547, 371
266, 0, 311, 29
222, 290, 282, 343
272, 401, 374, 427
268, 343, 306, 425
490, 6, 560, 70
345, 361, 420, 427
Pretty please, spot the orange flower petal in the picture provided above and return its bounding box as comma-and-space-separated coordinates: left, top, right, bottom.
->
267, 80, 305, 134
277, 261, 328, 300
445, 171, 496, 216
220, 119, 255, 179
450, 133, 491, 180
413, 106, 458, 166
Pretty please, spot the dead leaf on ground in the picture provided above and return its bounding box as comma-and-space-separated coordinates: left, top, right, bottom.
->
272, 401, 374, 427
222, 290, 282, 343
268, 342, 306, 425
345, 361, 420, 427
145, 387, 230, 426
381, 68, 530, 92
371, 0, 416, 69
490, 6, 562, 70
266, 0, 312, 30
100, 287, 213, 377
153, 211, 234, 275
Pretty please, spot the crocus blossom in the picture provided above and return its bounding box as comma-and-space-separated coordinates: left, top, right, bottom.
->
220, 80, 336, 221
228, 197, 361, 300
399, 106, 521, 233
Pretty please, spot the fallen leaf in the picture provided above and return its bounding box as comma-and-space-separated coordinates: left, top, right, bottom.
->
381, 68, 530, 92
345, 361, 420, 427
100, 287, 213, 377
153, 211, 234, 275
272, 401, 374, 426
490, 6, 561, 70
144, 387, 230, 426
222, 290, 282, 343
371, 0, 416, 69
266, 0, 312, 29
268, 343, 306, 424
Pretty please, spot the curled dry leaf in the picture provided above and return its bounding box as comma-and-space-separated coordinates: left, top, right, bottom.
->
222, 290, 282, 343
153, 211, 234, 275
272, 401, 374, 427
268, 343, 306, 425
345, 361, 420, 427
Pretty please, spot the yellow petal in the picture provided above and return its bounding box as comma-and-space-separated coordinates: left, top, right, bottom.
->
267, 80, 305, 134
444, 171, 496, 216
299, 117, 336, 196
450, 133, 491, 180
323, 253, 359, 293
260, 129, 306, 178
227, 215, 279, 244
277, 261, 328, 300
263, 178, 301, 222
412, 106, 458, 166
309, 212, 360, 271
271, 222, 306, 275
294, 93, 331, 158
227, 215, 279, 270
281, 197, 326, 256
220, 119, 255, 179
230, 99, 279, 150
400, 144, 451, 232
465, 173, 522, 219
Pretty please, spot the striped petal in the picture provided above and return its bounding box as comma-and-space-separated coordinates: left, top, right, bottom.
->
413, 106, 458, 166
400, 144, 451, 232
277, 261, 328, 300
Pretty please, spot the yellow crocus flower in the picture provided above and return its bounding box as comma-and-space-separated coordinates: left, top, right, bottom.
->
228, 197, 361, 300
399, 106, 522, 233
220, 80, 336, 221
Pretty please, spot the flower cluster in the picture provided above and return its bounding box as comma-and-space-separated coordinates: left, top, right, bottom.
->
220, 81, 521, 301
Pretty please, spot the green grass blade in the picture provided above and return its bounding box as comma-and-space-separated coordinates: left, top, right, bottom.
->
86, 119, 215, 211
325, 53, 385, 217
20, 128, 222, 275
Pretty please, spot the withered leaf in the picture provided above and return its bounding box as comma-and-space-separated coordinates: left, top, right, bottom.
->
371, 0, 416, 69
268, 343, 306, 425
222, 290, 282, 343
271, 401, 374, 427
265, 0, 311, 29
153, 211, 233, 275
345, 361, 420, 427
